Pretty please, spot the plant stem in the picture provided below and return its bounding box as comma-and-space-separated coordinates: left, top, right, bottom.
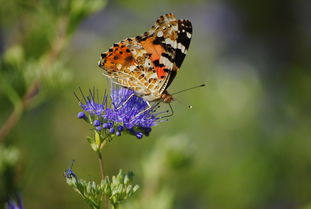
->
97, 150, 105, 180
97, 149, 109, 209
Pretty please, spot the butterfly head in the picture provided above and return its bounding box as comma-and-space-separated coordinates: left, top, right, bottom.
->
161, 91, 173, 103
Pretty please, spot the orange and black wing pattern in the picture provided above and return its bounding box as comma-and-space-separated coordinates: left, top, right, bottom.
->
98, 13, 192, 101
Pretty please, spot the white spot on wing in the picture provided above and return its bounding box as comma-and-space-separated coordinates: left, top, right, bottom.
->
160, 56, 173, 69
186, 32, 192, 38
143, 59, 152, 68
165, 38, 177, 49
178, 42, 186, 53
131, 50, 137, 56
157, 31, 163, 37
129, 65, 136, 71
116, 64, 122, 70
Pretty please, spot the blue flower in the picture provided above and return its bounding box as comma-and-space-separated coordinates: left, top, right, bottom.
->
64, 168, 77, 179
77, 88, 107, 116
104, 87, 159, 129
76, 86, 165, 139
64, 160, 77, 179
6, 197, 23, 209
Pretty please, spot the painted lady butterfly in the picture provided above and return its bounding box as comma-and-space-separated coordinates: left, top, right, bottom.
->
98, 13, 192, 104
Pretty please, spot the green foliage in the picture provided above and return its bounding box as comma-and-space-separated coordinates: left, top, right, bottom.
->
0, 145, 19, 174
0, 0, 108, 206
105, 170, 140, 208
0, 0, 107, 110
66, 170, 139, 209
86, 131, 106, 152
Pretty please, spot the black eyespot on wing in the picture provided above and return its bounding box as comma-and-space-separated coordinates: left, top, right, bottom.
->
125, 56, 134, 62
153, 60, 165, 67
136, 36, 142, 42
153, 36, 165, 45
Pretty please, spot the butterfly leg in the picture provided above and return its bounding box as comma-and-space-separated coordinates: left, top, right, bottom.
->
130, 101, 153, 120
115, 93, 135, 110
138, 101, 152, 116
159, 103, 174, 119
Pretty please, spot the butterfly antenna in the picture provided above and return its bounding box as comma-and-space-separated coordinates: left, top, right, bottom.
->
172, 83, 206, 96
159, 103, 174, 119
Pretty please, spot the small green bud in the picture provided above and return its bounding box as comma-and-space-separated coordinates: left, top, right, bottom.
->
133, 185, 139, 193
86, 181, 92, 193
124, 174, 130, 184
95, 131, 101, 147
126, 185, 132, 194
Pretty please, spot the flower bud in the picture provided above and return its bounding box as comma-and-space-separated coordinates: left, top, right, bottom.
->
96, 126, 103, 131
135, 132, 143, 139
117, 125, 124, 132
93, 120, 101, 126
109, 128, 115, 134
77, 112, 85, 119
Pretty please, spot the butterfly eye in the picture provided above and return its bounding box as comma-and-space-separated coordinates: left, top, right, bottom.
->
101, 53, 106, 58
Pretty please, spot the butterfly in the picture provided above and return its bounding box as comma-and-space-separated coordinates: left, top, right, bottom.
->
98, 13, 192, 104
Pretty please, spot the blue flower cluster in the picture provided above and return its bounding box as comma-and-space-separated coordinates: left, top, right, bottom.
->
77, 86, 163, 139
7, 197, 23, 209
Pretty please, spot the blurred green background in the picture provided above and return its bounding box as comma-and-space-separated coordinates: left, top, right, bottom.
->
1, 0, 311, 209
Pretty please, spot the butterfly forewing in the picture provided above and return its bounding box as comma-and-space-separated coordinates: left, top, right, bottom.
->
98, 13, 193, 102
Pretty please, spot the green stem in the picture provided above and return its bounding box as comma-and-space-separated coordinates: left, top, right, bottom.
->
97, 150, 105, 180
97, 149, 109, 209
